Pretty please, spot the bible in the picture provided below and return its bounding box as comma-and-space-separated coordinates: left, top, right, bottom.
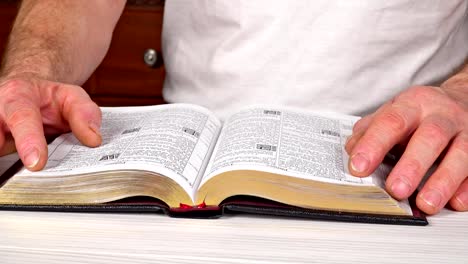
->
0, 104, 427, 225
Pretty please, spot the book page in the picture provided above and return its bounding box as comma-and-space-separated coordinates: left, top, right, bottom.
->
202, 106, 384, 186
0, 153, 19, 176
16, 104, 221, 197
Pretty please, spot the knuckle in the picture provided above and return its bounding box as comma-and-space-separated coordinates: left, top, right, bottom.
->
420, 121, 451, 150
1, 78, 28, 91
0, 82, 28, 104
5, 107, 37, 129
406, 86, 439, 103
380, 110, 408, 133
0, 80, 38, 117
62, 85, 90, 99
401, 158, 422, 179
69, 100, 96, 115
425, 121, 449, 139
61, 86, 93, 110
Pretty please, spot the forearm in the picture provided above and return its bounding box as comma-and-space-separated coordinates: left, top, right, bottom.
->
0, 0, 125, 84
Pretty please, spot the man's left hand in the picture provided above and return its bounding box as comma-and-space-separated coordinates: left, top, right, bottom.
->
345, 77, 468, 215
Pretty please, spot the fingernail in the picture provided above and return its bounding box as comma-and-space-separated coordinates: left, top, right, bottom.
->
455, 192, 468, 210
88, 121, 101, 136
391, 179, 411, 198
24, 148, 40, 168
351, 153, 369, 173
422, 190, 442, 209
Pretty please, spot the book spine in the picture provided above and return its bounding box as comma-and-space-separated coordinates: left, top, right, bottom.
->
167, 203, 222, 218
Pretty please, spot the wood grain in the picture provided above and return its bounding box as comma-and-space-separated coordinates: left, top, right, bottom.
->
0, 209, 466, 264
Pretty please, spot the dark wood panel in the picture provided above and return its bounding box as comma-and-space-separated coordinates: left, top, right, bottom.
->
0, 0, 166, 107
85, 5, 165, 99
91, 96, 166, 107
0, 1, 20, 63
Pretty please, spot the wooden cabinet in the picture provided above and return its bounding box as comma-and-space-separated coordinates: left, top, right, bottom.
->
0, 0, 166, 106
0, 1, 18, 59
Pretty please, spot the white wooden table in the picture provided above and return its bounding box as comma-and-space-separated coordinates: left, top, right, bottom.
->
0, 209, 466, 264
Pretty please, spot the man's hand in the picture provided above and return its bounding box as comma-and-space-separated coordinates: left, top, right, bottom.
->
0, 0, 125, 170
345, 81, 468, 215
0, 76, 102, 171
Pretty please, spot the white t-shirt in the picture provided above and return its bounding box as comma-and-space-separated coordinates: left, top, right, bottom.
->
162, 0, 468, 118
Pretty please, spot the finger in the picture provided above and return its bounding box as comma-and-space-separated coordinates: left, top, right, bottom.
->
1, 99, 48, 170
386, 115, 459, 202
56, 85, 102, 147
0, 133, 17, 156
449, 177, 468, 212
416, 133, 468, 214
345, 115, 374, 154
348, 103, 420, 177
353, 114, 374, 134
345, 131, 364, 155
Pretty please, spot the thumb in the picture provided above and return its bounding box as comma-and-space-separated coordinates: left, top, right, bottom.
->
57, 84, 102, 147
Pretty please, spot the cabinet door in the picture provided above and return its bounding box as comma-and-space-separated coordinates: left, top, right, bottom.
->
83, 1, 166, 106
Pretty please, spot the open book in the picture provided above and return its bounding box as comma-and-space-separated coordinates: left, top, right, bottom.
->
0, 104, 427, 225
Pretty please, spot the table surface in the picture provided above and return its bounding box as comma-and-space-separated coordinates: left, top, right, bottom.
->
1, 153, 467, 263
0, 208, 466, 264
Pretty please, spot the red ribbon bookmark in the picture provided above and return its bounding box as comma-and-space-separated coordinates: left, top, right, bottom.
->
179, 201, 206, 209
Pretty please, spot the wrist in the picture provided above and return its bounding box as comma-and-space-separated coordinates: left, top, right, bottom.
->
440, 71, 468, 108
0, 70, 50, 82
1, 47, 58, 83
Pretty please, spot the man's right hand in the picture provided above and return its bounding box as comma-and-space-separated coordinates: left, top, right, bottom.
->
0, 0, 125, 170
0, 76, 102, 171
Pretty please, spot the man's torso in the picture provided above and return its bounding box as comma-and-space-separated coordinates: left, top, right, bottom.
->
162, 0, 468, 118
